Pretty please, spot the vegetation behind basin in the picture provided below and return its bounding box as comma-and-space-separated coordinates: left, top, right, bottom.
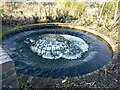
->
1, 0, 119, 89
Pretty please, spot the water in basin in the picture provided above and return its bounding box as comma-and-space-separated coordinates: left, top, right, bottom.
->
2, 28, 112, 78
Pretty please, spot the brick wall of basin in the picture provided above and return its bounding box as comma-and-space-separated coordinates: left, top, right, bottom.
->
0, 46, 19, 89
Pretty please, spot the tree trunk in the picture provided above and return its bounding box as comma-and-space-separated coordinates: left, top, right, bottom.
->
113, 0, 119, 23
99, 0, 106, 18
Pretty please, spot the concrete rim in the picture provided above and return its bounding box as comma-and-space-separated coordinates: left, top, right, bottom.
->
1, 23, 116, 78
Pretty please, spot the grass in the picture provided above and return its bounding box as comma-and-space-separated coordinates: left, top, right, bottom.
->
1, 1, 119, 89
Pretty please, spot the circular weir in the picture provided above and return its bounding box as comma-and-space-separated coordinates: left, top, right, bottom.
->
2, 28, 112, 78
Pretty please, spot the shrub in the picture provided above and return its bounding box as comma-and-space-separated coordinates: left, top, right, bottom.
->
98, 2, 116, 19
56, 0, 87, 17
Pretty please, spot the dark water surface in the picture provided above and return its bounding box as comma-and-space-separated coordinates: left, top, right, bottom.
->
2, 29, 112, 78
